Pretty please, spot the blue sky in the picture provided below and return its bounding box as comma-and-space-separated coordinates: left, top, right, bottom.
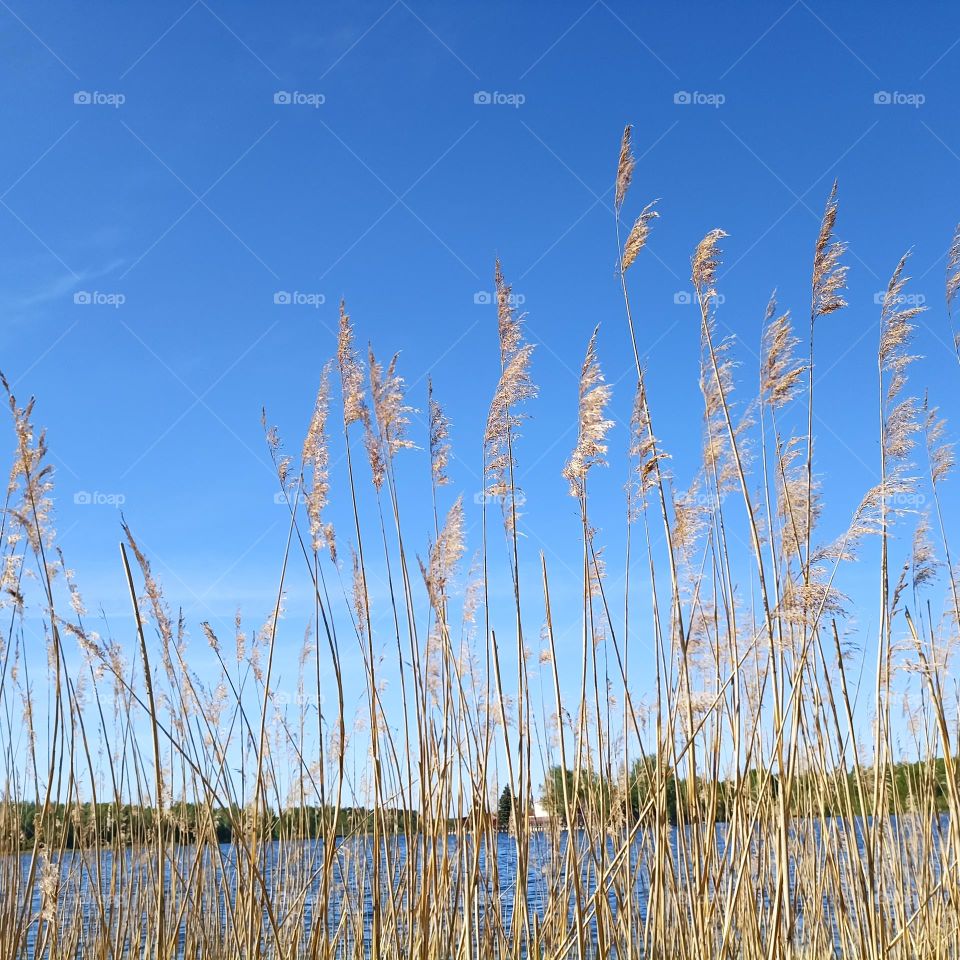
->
3, 0, 960, 789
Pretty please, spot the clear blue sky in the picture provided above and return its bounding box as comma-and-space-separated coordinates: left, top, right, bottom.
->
3, 1, 959, 783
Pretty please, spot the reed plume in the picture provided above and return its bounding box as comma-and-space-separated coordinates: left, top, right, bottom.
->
562, 326, 613, 498
621, 201, 659, 273
614, 124, 634, 212
627, 377, 666, 515
303, 361, 336, 557
761, 295, 806, 410
811, 182, 848, 322
484, 263, 536, 530
879, 253, 925, 464
423, 495, 465, 607
427, 377, 452, 489
337, 301, 367, 428
947, 222, 960, 360
369, 348, 415, 461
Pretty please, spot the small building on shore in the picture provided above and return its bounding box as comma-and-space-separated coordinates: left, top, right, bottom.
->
527, 801, 551, 831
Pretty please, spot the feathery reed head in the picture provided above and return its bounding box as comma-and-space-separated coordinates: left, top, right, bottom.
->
777, 435, 821, 559
811, 181, 848, 321
615, 124, 634, 212
622, 200, 659, 273
880, 253, 925, 382
627, 376, 667, 517
878, 255, 925, 471
671, 483, 705, 557
923, 398, 954, 486
485, 262, 536, 530
910, 513, 938, 591
563, 325, 613, 498
428, 377, 452, 488
947, 222, 960, 331
484, 342, 536, 528
761, 294, 807, 409
2, 379, 55, 553
337, 301, 366, 428
350, 548, 366, 638
691, 229, 728, 296
494, 260, 524, 366
302, 361, 336, 557
423, 495, 465, 607
369, 347, 415, 461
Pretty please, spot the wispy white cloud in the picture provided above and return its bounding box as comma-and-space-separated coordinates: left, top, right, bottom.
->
4, 258, 125, 312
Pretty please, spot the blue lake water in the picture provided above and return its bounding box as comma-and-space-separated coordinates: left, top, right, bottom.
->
11, 815, 953, 958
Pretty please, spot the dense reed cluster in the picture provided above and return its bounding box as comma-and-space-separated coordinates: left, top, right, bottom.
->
1, 127, 959, 959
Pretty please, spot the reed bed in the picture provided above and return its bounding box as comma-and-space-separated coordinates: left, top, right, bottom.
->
0, 127, 958, 959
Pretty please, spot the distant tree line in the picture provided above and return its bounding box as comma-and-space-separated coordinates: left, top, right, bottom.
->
0, 756, 950, 850
540, 756, 957, 825
0, 802, 422, 850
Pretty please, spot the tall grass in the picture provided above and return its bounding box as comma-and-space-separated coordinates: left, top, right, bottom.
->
0, 128, 958, 958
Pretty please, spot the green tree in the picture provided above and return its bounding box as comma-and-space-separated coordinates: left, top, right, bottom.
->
497, 785, 513, 831
542, 765, 606, 822
541, 766, 574, 816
